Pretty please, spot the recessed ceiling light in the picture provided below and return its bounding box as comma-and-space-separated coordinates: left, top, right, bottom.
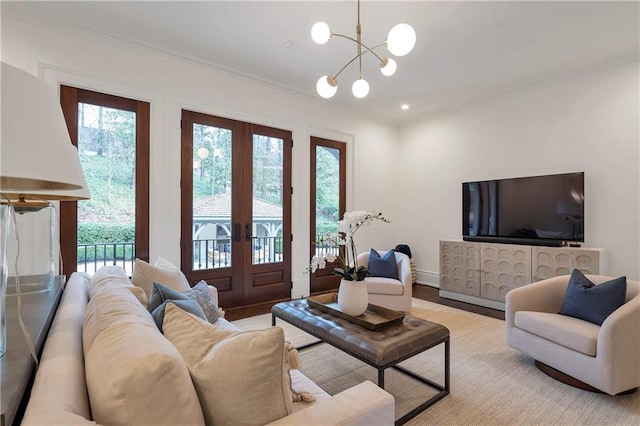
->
401, 104, 409, 110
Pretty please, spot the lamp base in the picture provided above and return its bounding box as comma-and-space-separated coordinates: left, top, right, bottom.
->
1, 203, 11, 357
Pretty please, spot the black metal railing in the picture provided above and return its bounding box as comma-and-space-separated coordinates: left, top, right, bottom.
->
77, 234, 332, 274
314, 235, 340, 257
77, 242, 136, 275
193, 236, 284, 270
193, 237, 232, 270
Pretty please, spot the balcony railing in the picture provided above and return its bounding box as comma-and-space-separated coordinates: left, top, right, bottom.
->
77, 242, 136, 275
76, 235, 332, 274
193, 236, 283, 270
314, 235, 340, 257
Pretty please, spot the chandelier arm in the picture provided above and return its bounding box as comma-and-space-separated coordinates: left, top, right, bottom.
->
333, 54, 363, 80
360, 43, 385, 62
330, 34, 386, 62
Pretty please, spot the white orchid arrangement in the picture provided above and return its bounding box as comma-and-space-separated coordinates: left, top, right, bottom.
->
310, 211, 389, 281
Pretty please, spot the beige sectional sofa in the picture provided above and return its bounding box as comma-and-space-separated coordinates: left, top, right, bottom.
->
22, 271, 395, 425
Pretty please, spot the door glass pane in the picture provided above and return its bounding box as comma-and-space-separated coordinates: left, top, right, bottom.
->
252, 134, 283, 265
315, 146, 340, 257
76, 103, 136, 275
192, 124, 232, 270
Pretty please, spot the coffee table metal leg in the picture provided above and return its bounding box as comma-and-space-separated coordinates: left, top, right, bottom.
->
392, 337, 450, 426
378, 368, 385, 389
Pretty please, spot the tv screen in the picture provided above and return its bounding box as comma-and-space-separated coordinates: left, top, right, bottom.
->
462, 172, 584, 245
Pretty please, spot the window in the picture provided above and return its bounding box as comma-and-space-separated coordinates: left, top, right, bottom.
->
59, 86, 150, 276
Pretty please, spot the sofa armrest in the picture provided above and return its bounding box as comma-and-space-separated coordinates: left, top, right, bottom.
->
505, 275, 570, 328
395, 253, 411, 285
597, 295, 640, 391
266, 381, 395, 426
22, 273, 96, 425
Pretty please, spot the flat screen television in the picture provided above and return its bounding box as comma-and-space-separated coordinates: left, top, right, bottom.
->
462, 172, 584, 246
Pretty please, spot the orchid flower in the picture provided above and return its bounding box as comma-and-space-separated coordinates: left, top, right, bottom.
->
309, 211, 389, 281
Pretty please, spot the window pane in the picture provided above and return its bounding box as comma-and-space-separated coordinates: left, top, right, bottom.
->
76, 103, 136, 275
192, 124, 232, 270
252, 134, 283, 265
315, 146, 340, 256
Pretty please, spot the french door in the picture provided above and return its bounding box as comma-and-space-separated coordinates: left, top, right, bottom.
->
180, 110, 292, 308
309, 136, 346, 294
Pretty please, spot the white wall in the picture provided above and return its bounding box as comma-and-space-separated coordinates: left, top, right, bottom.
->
398, 61, 640, 282
6, 11, 637, 294
1, 13, 400, 297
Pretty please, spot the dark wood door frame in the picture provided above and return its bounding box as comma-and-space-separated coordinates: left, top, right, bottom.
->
309, 136, 346, 294
180, 110, 292, 308
59, 86, 150, 277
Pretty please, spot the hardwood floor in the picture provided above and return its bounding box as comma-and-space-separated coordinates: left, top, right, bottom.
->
225, 284, 505, 321
412, 285, 505, 320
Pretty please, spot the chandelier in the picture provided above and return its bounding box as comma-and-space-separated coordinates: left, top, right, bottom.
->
311, 0, 416, 99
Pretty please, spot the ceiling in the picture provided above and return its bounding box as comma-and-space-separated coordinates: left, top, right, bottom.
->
4, 1, 639, 123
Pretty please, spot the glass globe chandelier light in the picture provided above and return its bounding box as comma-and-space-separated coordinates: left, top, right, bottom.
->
312, 0, 416, 99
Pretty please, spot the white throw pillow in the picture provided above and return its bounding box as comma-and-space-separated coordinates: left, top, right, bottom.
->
131, 257, 190, 298
83, 286, 205, 425
163, 303, 294, 425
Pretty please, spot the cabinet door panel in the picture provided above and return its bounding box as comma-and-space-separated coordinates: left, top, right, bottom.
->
532, 247, 600, 281
440, 241, 480, 296
480, 243, 531, 301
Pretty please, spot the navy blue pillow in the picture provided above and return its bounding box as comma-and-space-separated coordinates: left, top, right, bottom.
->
367, 249, 398, 280
559, 269, 626, 326
148, 281, 207, 332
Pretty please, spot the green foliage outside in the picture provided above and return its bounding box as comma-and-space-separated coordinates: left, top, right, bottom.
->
76, 104, 136, 262
315, 146, 341, 236
77, 222, 135, 262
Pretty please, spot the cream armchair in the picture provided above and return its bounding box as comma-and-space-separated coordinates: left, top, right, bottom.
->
357, 250, 413, 312
505, 274, 640, 395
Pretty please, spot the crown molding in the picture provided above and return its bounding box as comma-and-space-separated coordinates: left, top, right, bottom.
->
2, 4, 396, 126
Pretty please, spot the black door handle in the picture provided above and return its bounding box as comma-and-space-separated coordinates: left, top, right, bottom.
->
234, 223, 241, 242
245, 223, 252, 242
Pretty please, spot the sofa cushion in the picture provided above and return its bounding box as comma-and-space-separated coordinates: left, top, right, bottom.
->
559, 269, 627, 325
365, 277, 404, 295
83, 286, 205, 426
367, 249, 398, 280
132, 257, 191, 299
89, 265, 148, 306
148, 281, 208, 332
514, 311, 599, 356
163, 303, 293, 425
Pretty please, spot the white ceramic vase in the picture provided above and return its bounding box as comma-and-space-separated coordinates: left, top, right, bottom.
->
337, 279, 368, 316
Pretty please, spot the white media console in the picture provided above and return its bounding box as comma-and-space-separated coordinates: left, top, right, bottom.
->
439, 240, 606, 311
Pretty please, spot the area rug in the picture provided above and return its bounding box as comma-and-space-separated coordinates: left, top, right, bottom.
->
232, 298, 640, 425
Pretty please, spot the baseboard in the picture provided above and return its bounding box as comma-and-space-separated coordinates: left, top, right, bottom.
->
416, 269, 439, 288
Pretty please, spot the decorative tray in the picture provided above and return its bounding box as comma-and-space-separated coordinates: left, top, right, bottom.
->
306, 293, 405, 331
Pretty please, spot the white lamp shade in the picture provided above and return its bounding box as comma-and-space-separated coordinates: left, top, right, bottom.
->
311, 22, 332, 44
351, 79, 369, 98
380, 58, 397, 76
316, 75, 337, 98
386, 23, 416, 57
1, 62, 89, 200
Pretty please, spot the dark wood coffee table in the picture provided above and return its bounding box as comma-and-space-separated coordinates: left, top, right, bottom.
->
272, 299, 450, 425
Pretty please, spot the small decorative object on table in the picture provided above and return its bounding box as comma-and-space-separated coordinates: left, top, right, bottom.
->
310, 211, 389, 316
